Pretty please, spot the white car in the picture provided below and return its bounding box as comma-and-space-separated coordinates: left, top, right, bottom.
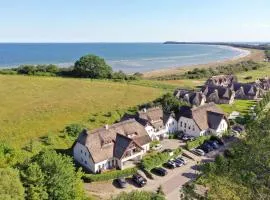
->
192, 148, 205, 156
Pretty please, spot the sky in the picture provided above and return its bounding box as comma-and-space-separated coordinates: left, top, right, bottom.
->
0, 0, 269, 42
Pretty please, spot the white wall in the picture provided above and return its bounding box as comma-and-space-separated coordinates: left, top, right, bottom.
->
165, 116, 178, 133
215, 119, 228, 136
145, 124, 156, 140
73, 142, 95, 172
178, 117, 203, 137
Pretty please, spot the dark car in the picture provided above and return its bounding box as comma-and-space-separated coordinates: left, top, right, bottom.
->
164, 161, 176, 169
213, 138, 224, 146
151, 167, 168, 176
173, 159, 184, 167
115, 178, 127, 188
207, 140, 219, 149
132, 174, 147, 187
200, 143, 214, 153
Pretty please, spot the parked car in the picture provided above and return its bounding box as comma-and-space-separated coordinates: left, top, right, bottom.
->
132, 174, 147, 187
211, 137, 224, 146
181, 135, 195, 142
164, 160, 176, 169
173, 159, 184, 167
151, 167, 168, 176
176, 157, 187, 165
181, 134, 190, 141
152, 144, 163, 151
200, 143, 214, 153
192, 148, 205, 156
115, 178, 127, 188
206, 140, 219, 149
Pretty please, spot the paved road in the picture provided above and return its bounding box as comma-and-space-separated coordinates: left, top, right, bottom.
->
86, 139, 235, 200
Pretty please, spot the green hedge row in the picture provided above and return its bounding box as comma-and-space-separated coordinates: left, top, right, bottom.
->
82, 167, 138, 182
186, 135, 211, 150
141, 148, 182, 171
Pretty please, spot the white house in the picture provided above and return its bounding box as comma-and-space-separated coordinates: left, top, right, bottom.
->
136, 107, 178, 140
73, 119, 151, 173
177, 103, 228, 137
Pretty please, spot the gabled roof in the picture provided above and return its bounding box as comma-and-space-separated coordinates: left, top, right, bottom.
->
178, 103, 225, 130
174, 89, 205, 106
114, 134, 143, 160
231, 83, 258, 97
76, 119, 151, 163
207, 111, 225, 130
202, 85, 234, 100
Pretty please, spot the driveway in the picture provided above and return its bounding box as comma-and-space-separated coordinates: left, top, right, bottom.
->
85, 138, 235, 200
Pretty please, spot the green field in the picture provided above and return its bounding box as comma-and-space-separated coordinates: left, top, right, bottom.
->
218, 100, 256, 115
237, 62, 270, 82
0, 75, 164, 148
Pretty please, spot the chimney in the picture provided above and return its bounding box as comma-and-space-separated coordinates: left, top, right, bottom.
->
105, 124, 109, 130
143, 108, 147, 113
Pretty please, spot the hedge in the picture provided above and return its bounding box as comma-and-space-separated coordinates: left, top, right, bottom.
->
186, 135, 211, 150
83, 167, 138, 182
141, 148, 182, 171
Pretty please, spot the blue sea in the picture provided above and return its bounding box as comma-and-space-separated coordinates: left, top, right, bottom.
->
0, 43, 246, 73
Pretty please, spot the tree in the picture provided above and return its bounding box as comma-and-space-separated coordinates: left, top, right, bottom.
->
0, 168, 24, 200
73, 54, 112, 78
21, 150, 85, 200
154, 93, 189, 113
20, 163, 48, 200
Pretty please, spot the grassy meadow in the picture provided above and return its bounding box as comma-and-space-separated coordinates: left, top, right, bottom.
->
218, 100, 257, 115
0, 75, 164, 148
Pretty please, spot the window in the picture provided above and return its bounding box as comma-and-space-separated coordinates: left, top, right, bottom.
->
172, 122, 174, 125
84, 161, 87, 165
81, 150, 83, 153
188, 126, 191, 130
180, 121, 183, 127
85, 152, 86, 156
184, 123, 187, 128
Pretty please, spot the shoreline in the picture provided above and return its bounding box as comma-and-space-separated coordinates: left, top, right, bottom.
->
143, 47, 265, 78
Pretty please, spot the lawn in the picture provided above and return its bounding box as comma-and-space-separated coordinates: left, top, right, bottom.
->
0, 75, 163, 148
218, 100, 256, 115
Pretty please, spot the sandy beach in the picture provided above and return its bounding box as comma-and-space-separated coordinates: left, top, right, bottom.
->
143, 47, 265, 78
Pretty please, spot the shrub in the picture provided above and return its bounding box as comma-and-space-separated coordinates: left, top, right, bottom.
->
64, 124, 84, 138
186, 135, 211, 150
141, 152, 170, 171
0, 168, 24, 200
112, 190, 165, 200
83, 167, 138, 182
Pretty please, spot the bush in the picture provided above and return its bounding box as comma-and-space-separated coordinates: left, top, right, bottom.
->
186, 135, 211, 150
83, 167, 138, 182
112, 190, 165, 200
0, 168, 24, 200
141, 152, 170, 171
64, 124, 84, 138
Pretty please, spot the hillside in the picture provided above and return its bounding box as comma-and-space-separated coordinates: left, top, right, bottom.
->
0, 75, 163, 148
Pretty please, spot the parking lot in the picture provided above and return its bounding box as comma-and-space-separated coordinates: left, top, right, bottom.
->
85, 138, 235, 200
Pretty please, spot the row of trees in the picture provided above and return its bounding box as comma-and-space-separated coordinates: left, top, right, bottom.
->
1, 54, 142, 80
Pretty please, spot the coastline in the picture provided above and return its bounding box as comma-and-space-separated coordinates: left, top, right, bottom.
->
143, 47, 265, 78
